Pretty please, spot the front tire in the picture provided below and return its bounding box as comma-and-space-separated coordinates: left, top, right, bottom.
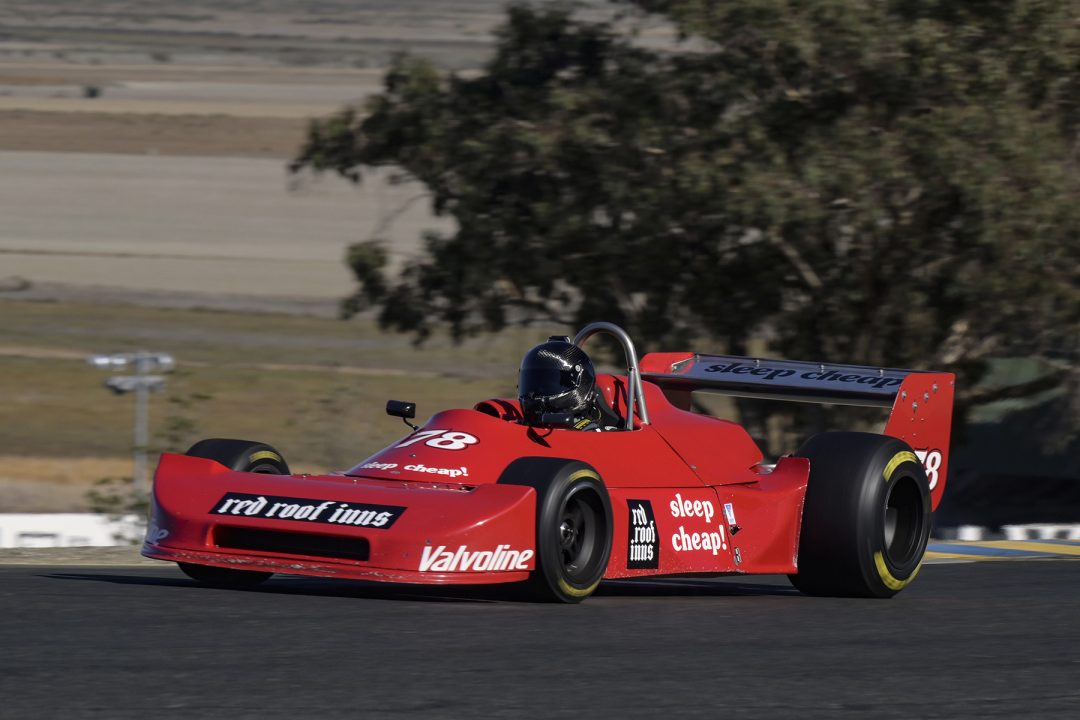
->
178, 438, 290, 588
499, 458, 613, 603
789, 432, 931, 598
185, 438, 290, 475
178, 562, 272, 589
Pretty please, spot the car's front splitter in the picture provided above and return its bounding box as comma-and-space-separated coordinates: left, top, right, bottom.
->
143, 544, 530, 585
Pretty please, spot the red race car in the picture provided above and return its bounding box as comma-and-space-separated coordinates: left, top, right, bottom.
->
143, 322, 954, 602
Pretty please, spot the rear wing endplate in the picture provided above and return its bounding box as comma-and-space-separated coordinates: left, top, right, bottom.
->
640, 352, 955, 510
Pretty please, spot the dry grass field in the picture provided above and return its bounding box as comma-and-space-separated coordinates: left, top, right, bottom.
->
0, 109, 307, 157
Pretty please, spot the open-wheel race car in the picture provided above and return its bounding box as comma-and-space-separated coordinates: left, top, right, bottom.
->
143, 322, 954, 602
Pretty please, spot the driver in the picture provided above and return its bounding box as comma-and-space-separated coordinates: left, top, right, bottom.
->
518, 336, 618, 431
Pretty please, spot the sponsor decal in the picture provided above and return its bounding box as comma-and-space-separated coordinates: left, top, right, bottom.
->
723, 502, 737, 526
418, 544, 534, 572
704, 361, 902, 391
914, 448, 943, 490
145, 521, 169, 544
670, 492, 715, 524
627, 499, 659, 569
403, 463, 469, 478
669, 492, 729, 556
360, 462, 399, 471
394, 430, 479, 451
211, 493, 405, 529
672, 524, 728, 555
359, 461, 470, 478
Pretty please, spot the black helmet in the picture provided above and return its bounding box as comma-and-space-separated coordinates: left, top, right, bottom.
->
518, 336, 597, 424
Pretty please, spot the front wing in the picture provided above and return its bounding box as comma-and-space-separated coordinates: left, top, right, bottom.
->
143, 453, 537, 584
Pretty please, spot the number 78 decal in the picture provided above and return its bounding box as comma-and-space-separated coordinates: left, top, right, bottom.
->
395, 430, 479, 451
914, 449, 942, 490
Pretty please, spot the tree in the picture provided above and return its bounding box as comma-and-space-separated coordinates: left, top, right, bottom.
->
292, 0, 1080, 437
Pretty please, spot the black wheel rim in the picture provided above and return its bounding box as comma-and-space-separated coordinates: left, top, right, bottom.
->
557, 487, 605, 583
883, 474, 924, 568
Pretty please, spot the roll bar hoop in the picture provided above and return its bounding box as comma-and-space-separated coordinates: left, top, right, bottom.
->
573, 322, 650, 429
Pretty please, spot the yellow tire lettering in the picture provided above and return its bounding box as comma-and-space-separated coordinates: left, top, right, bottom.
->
248, 450, 281, 465
874, 551, 921, 591
558, 577, 599, 598
883, 451, 919, 482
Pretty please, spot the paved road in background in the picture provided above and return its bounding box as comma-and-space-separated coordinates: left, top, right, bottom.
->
1, 560, 1077, 719
0, 152, 447, 300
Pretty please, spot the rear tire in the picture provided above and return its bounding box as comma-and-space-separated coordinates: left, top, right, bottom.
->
499, 458, 613, 603
789, 432, 931, 598
179, 438, 289, 588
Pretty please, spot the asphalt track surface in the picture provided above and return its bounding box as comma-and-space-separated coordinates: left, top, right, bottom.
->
1, 560, 1077, 719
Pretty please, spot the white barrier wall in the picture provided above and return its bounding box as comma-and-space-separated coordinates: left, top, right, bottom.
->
3, 514, 1079, 548
0, 514, 142, 548
950, 524, 1080, 541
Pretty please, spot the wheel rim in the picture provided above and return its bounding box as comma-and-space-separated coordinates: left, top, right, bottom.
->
883, 474, 924, 568
557, 487, 605, 583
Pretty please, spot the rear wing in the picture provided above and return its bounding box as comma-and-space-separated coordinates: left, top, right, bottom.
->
639, 352, 955, 510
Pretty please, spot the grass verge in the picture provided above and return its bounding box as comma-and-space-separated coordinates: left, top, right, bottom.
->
0, 298, 553, 479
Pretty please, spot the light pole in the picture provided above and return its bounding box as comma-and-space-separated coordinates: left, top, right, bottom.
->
87, 352, 175, 493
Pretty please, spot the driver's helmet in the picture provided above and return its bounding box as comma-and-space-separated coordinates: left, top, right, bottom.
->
518, 336, 597, 424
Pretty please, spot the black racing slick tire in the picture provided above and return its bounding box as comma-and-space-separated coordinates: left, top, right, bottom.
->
185, 438, 291, 475
789, 432, 931, 598
498, 458, 613, 603
177, 562, 272, 589
178, 438, 290, 589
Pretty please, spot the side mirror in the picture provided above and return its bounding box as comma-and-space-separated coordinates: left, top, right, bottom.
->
386, 400, 415, 419
386, 400, 418, 431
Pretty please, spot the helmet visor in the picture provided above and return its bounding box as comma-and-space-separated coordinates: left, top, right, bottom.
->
519, 366, 578, 399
